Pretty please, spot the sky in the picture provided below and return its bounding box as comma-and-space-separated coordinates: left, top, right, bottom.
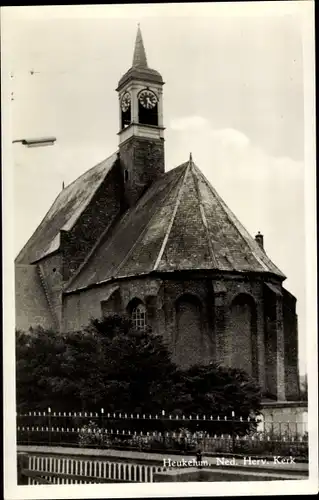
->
3, 3, 315, 375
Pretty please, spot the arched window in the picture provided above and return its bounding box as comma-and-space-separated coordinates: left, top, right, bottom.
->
131, 303, 147, 330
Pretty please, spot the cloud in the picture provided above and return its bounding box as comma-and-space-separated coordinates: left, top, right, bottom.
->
170, 116, 250, 148
170, 116, 210, 131
169, 116, 303, 185
210, 128, 250, 148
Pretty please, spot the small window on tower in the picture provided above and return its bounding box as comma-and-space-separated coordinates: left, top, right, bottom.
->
124, 169, 128, 182
132, 303, 147, 331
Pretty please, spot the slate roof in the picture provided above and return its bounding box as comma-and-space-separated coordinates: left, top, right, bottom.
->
66, 157, 285, 293
117, 25, 163, 90
15, 152, 118, 264
132, 25, 148, 68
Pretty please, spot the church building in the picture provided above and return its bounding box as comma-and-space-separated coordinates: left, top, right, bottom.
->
15, 26, 300, 402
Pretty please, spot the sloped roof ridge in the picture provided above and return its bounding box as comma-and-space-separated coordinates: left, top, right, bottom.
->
189, 162, 218, 269
61, 152, 118, 232
153, 161, 191, 270
195, 165, 268, 270
16, 151, 117, 263
62, 151, 117, 197
111, 162, 189, 278
193, 164, 285, 278
65, 162, 189, 292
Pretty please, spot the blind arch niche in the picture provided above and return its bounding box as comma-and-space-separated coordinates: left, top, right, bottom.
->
174, 294, 203, 369
228, 293, 258, 379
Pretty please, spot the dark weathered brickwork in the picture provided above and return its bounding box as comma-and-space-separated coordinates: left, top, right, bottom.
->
119, 136, 165, 205
101, 289, 122, 317
175, 295, 205, 369
228, 294, 258, 378
283, 289, 300, 399
61, 161, 125, 281
61, 269, 299, 401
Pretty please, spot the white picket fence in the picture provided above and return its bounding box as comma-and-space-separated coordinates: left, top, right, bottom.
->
27, 454, 164, 484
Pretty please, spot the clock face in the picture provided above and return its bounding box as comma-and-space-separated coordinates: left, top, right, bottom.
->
139, 89, 158, 109
121, 92, 131, 112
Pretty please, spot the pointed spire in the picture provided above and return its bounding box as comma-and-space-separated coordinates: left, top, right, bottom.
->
132, 24, 148, 68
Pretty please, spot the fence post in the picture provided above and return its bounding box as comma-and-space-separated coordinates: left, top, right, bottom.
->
101, 408, 104, 448
101, 408, 104, 430
161, 410, 165, 449
48, 407, 52, 446
231, 411, 235, 452
17, 453, 29, 485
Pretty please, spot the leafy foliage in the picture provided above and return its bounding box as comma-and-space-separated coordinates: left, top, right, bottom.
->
170, 363, 261, 417
16, 316, 177, 413
299, 375, 308, 401
16, 315, 262, 427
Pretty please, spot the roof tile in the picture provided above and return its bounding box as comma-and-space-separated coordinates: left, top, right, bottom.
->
66, 158, 285, 293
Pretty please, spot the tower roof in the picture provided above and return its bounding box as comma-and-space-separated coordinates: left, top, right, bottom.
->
132, 24, 148, 68
65, 156, 285, 293
117, 25, 163, 90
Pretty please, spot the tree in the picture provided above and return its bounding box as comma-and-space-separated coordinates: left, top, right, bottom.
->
73, 315, 179, 412
16, 327, 67, 412
172, 363, 261, 415
16, 315, 262, 428
15, 316, 179, 413
169, 362, 262, 434
299, 374, 308, 401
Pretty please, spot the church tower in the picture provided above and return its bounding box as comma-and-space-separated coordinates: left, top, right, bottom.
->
117, 25, 165, 205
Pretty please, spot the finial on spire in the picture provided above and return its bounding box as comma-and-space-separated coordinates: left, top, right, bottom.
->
132, 24, 148, 68
62, 181, 65, 190
189, 152, 193, 162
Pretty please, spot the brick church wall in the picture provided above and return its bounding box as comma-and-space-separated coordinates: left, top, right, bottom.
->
63, 275, 266, 376
62, 272, 295, 402
221, 277, 266, 390
62, 275, 214, 367
160, 278, 214, 367
63, 286, 112, 332
37, 253, 63, 329
283, 289, 300, 400
263, 282, 290, 401
62, 277, 163, 333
